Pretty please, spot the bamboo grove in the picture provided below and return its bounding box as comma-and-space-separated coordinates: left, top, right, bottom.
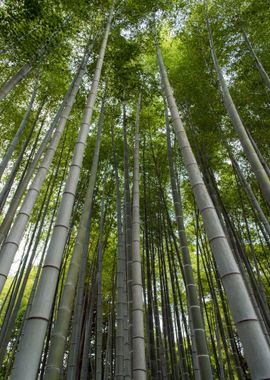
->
0, 0, 269, 379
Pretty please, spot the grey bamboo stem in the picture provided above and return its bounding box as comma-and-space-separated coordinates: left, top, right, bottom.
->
0, 78, 38, 181
0, 51, 88, 244
96, 191, 106, 380
0, 16, 70, 101
231, 156, 270, 240
165, 110, 213, 380
131, 93, 147, 380
44, 94, 106, 379
155, 32, 270, 380
10, 6, 113, 378
66, 202, 93, 380
123, 104, 133, 379
0, 39, 94, 292
0, 63, 32, 101
111, 120, 127, 379
205, 3, 270, 207
242, 28, 270, 90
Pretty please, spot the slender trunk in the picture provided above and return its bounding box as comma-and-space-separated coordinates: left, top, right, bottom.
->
66, 190, 94, 380
123, 104, 133, 379
44, 94, 106, 379
0, 63, 32, 101
80, 262, 98, 379
161, 223, 181, 379
142, 145, 158, 380
0, 17, 70, 101
205, 3, 270, 206
111, 120, 127, 379
0, 102, 45, 210
10, 8, 113, 377
231, 155, 270, 239
153, 247, 168, 380
96, 192, 106, 380
0, 78, 38, 180
155, 30, 270, 379
157, 232, 171, 376
167, 229, 190, 378
165, 109, 212, 379
131, 93, 147, 380
65, 185, 96, 380
242, 28, 270, 90
104, 265, 116, 380
0, 36, 95, 291
157, 172, 194, 379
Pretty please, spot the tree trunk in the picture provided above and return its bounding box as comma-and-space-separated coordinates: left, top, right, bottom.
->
96, 191, 106, 380
123, 104, 133, 380
0, 36, 95, 291
242, 28, 270, 90
155, 30, 270, 380
0, 53, 87, 244
0, 78, 38, 180
111, 119, 128, 380
0, 63, 32, 101
165, 109, 212, 380
131, 93, 147, 380
0, 16, 70, 101
10, 6, 113, 377
43, 93, 106, 379
0, 101, 45, 210
205, 3, 270, 207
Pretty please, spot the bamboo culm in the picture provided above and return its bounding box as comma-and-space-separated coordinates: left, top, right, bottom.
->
0, 102, 45, 210
0, 16, 70, 101
0, 51, 89, 244
131, 93, 147, 380
111, 120, 128, 379
10, 7, 114, 379
0, 78, 38, 181
165, 110, 213, 380
205, 3, 270, 207
0, 37, 95, 292
155, 30, 270, 379
44, 93, 106, 380
241, 28, 270, 90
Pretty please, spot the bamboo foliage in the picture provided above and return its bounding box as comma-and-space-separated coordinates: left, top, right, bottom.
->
0, 1, 269, 379
0, 16, 70, 101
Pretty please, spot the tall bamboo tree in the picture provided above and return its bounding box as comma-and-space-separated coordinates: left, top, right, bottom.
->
44, 92, 106, 379
10, 5, 114, 378
165, 108, 213, 380
0, 36, 95, 291
154, 24, 270, 380
131, 93, 147, 380
205, 1, 270, 207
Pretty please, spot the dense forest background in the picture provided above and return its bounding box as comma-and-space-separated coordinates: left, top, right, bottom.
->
0, 0, 269, 379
